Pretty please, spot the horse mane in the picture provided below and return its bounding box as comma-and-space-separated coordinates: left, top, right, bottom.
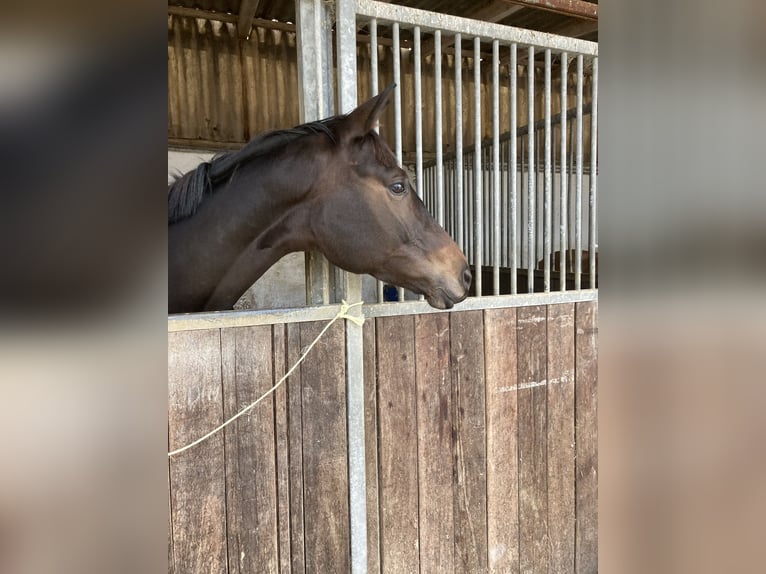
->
168, 117, 339, 224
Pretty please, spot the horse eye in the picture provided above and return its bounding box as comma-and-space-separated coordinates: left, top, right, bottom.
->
389, 182, 407, 195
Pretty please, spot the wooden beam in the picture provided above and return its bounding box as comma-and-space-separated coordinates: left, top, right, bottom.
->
499, 0, 598, 21
237, 0, 262, 39
549, 18, 598, 39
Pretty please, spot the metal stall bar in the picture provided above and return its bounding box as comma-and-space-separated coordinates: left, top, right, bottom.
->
560, 52, 568, 291
589, 56, 598, 287
527, 45, 535, 293
414, 26, 425, 302
510, 42, 518, 294
543, 48, 552, 292
575, 54, 583, 290
335, 3, 366, 572
435, 30, 445, 228
492, 39, 501, 295
369, 18, 385, 303
455, 34, 464, 254
296, 0, 335, 305
392, 22, 405, 302
473, 36, 483, 297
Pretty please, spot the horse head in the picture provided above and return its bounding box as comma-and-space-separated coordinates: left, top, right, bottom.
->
309, 85, 471, 309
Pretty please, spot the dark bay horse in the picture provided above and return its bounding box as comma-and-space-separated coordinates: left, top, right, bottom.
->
168, 84, 471, 313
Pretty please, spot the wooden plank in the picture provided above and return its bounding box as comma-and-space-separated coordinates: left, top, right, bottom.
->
376, 315, 420, 571
363, 319, 381, 573
575, 301, 598, 573
168, 329, 227, 574
517, 305, 549, 573
273, 325, 292, 573
450, 310, 488, 572
547, 303, 576, 573
299, 320, 350, 572
415, 313, 454, 571
222, 326, 278, 573
237, 0, 262, 38
286, 323, 306, 573
484, 308, 520, 573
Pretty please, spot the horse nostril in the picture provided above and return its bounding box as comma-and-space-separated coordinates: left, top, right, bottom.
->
462, 266, 472, 290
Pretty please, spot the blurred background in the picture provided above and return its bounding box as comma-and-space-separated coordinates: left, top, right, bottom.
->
0, 1, 764, 572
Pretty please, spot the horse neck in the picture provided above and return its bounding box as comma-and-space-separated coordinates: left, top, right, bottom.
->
192, 149, 320, 311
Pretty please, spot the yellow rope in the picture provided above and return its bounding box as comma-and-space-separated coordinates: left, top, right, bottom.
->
168, 300, 364, 457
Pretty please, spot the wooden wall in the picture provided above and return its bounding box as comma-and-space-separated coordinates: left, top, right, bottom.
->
167, 14, 596, 160
167, 301, 598, 573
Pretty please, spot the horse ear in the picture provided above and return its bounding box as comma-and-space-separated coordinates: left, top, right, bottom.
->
338, 83, 395, 141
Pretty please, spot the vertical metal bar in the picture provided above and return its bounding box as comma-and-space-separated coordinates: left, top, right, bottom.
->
334, 2, 366, 572
414, 26, 423, 199
560, 52, 568, 292
510, 43, 518, 294
473, 36, 482, 298
392, 23, 405, 302
589, 56, 598, 288
455, 34, 464, 255
296, 0, 335, 305
527, 45, 535, 293
575, 54, 583, 290
543, 49, 552, 293
435, 30, 445, 228
491, 39, 500, 296
369, 18, 384, 303
414, 26, 425, 302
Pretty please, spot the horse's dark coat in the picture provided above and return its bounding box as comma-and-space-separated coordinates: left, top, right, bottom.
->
168, 85, 470, 313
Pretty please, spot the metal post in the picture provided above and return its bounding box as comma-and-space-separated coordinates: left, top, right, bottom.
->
296, 0, 335, 305
492, 39, 501, 295
589, 56, 598, 287
474, 36, 483, 297
560, 52, 568, 291
392, 23, 405, 302
544, 48, 552, 292
435, 30, 444, 228
527, 45, 536, 293
455, 34, 464, 254
575, 54, 583, 290
335, 2, 366, 572
510, 43, 518, 294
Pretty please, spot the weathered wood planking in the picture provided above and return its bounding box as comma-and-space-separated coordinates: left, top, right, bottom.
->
222, 326, 279, 573
450, 310, 488, 572
484, 307, 520, 573
575, 301, 598, 574
299, 320, 350, 572
376, 315, 420, 571
168, 329, 227, 574
363, 319, 381, 573
167, 301, 598, 573
517, 305, 549, 574
273, 325, 292, 573
547, 304, 576, 573
415, 313, 455, 571
286, 323, 306, 573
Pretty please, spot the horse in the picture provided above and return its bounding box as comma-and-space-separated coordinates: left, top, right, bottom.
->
168, 84, 471, 313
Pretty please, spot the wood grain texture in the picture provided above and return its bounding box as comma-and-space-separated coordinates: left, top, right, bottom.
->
222, 325, 279, 573
286, 323, 305, 573
450, 310, 488, 573
575, 301, 598, 574
299, 320, 350, 573
273, 325, 292, 573
415, 313, 455, 572
484, 307, 520, 573
517, 305, 549, 574
363, 319, 381, 574
547, 304, 576, 574
376, 315, 420, 572
168, 329, 227, 574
